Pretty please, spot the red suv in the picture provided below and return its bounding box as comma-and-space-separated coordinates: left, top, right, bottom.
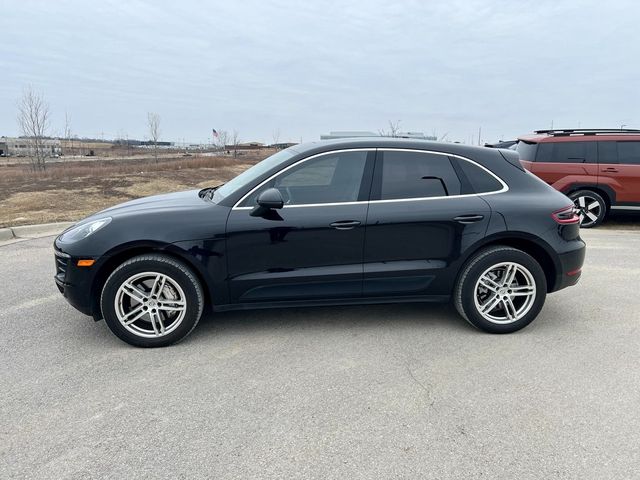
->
516, 129, 640, 227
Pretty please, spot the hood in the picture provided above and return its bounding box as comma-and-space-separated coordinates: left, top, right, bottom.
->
96, 189, 206, 218
57, 188, 228, 256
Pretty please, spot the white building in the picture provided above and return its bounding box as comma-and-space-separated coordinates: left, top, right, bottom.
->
320, 131, 437, 140
0, 137, 61, 157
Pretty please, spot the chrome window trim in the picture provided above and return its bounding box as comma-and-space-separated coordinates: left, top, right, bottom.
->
232, 147, 508, 210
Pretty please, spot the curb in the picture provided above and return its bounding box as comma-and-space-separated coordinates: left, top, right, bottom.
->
0, 221, 75, 242
0, 228, 14, 241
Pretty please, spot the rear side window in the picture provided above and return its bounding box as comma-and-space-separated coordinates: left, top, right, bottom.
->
451, 157, 503, 194
536, 141, 597, 163
515, 141, 538, 162
374, 151, 461, 200
597, 141, 618, 164
617, 142, 640, 165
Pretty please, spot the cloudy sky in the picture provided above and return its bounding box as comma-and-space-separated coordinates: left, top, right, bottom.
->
1, 0, 639, 144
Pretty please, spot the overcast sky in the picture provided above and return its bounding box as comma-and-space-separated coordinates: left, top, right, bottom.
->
1, 0, 639, 144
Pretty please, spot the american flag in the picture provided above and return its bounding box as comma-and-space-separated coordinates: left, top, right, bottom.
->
212, 128, 219, 138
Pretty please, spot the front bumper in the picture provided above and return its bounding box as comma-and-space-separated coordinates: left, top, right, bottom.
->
54, 248, 95, 317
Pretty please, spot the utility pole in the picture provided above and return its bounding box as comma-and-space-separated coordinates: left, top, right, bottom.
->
477, 127, 482, 146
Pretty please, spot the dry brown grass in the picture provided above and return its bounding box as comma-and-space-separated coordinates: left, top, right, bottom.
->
0, 152, 269, 227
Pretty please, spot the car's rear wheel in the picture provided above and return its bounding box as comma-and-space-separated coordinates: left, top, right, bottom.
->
454, 246, 547, 333
569, 190, 606, 228
100, 254, 204, 347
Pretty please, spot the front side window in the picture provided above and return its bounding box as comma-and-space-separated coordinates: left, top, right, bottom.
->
212, 147, 296, 203
375, 151, 461, 200
617, 141, 640, 165
536, 141, 597, 163
239, 150, 368, 207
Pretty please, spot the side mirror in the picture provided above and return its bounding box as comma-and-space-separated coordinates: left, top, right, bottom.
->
250, 188, 284, 217
257, 188, 284, 209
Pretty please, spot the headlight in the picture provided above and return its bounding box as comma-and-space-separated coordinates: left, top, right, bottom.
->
59, 217, 112, 243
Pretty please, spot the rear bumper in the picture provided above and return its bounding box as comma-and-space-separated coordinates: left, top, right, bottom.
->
551, 240, 586, 292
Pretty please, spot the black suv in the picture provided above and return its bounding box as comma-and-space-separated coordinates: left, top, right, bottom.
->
54, 139, 585, 347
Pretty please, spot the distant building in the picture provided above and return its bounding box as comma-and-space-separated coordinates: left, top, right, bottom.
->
236, 141, 264, 148
320, 131, 437, 140
271, 142, 298, 150
320, 131, 378, 140
0, 137, 61, 157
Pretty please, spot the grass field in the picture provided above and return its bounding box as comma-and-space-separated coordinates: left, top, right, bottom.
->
0, 152, 269, 227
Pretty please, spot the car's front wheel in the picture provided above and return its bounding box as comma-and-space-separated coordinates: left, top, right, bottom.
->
454, 246, 547, 333
100, 254, 204, 347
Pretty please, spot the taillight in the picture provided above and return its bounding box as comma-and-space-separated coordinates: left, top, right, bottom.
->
552, 205, 580, 224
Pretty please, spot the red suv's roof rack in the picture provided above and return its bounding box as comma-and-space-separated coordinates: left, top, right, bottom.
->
533, 128, 640, 136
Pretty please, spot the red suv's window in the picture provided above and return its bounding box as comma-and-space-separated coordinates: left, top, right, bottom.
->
516, 141, 538, 162
598, 141, 640, 165
597, 141, 618, 163
617, 141, 640, 165
536, 142, 597, 164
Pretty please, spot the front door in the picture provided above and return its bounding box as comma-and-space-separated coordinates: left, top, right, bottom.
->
225, 149, 375, 303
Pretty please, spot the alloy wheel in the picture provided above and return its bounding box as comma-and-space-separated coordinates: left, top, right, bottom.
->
114, 271, 187, 338
473, 262, 537, 324
573, 194, 602, 227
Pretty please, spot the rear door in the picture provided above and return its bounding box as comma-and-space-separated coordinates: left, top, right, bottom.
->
598, 141, 640, 206
363, 149, 493, 298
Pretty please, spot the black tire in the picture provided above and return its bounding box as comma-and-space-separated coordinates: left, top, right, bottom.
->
100, 254, 204, 347
569, 190, 607, 228
454, 246, 547, 334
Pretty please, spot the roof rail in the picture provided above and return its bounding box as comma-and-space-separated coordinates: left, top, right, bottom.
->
534, 128, 640, 136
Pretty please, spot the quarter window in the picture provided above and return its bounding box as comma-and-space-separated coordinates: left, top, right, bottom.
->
239, 150, 368, 207
515, 141, 538, 162
452, 157, 503, 194
375, 151, 461, 200
617, 142, 640, 165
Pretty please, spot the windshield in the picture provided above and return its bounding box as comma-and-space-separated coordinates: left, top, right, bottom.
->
211, 147, 297, 203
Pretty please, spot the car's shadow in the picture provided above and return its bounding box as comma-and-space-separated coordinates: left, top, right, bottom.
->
187, 302, 471, 342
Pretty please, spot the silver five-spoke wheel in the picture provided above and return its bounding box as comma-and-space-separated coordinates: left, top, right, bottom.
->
473, 262, 536, 324
114, 271, 187, 338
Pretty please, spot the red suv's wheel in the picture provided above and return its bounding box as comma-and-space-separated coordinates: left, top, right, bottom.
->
569, 190, 607, 228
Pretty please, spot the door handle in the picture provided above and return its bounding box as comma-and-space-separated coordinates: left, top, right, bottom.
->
601, 168, 619, 173
453, 214, 485, 224
330, 220, 361, 230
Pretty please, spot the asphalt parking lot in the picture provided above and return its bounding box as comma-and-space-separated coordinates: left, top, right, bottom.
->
1, 229, 639, 479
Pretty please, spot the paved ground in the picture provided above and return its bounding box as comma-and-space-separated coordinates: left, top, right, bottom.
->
1, 229, 639, 479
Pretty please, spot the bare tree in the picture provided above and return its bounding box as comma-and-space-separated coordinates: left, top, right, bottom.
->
271, 128, 281, 149
17, 86, 51, 171
231, 130, 240, 158
63, 112, 73, 159
378, 119, 401, 138
147, 112, 161, 163
215, 130, 229, 153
